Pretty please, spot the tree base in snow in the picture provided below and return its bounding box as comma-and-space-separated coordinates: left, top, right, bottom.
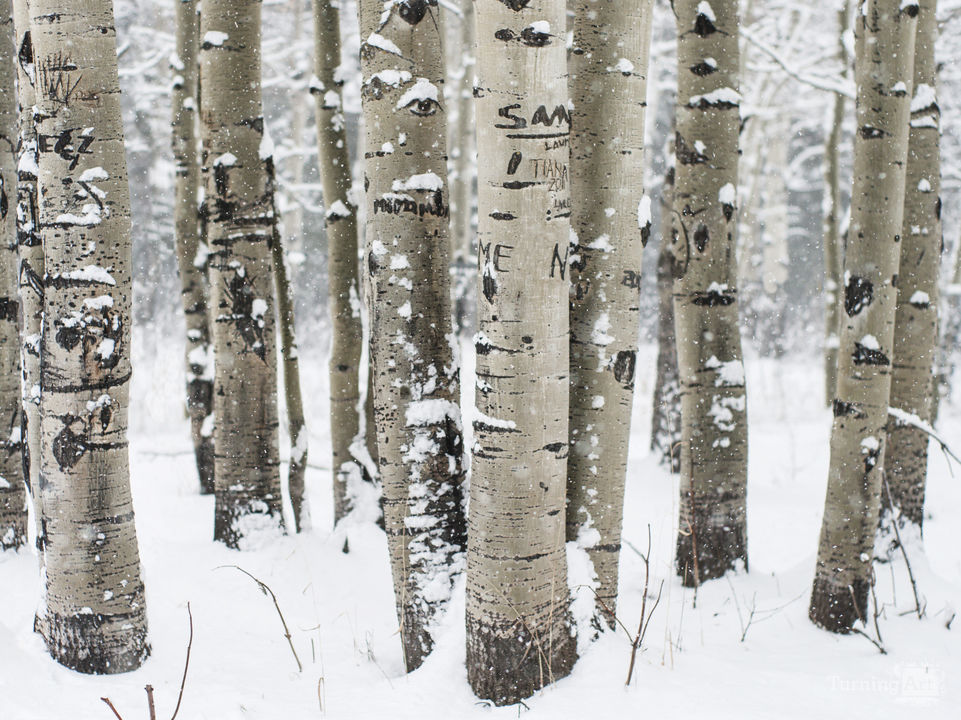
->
39, 610, 149, 674
466, 616, 576, 706
213, 501, 285, 550
809, 571, 869, 633
675, 515, 747, 587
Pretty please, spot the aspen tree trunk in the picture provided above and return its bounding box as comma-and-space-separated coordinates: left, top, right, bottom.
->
31, 0, 149, 671
467, 0, 575, 703
0, 3, 26, 551
567, 0, 654, 623
359, 0, 466, 671
172, 0, 214, 494
936, 248, 961, 410
448, 0, 475, 337
311, 0, 367, 523
269, 201, 309, 531
823, 0, 851, 405
652, 145, 682, 472
200, 0, 285, 548
13, 0, 43, 548
672, 0, 749, 586
282, 0, 307, 258
810, 0, 917, 632
881, 0, 939, 534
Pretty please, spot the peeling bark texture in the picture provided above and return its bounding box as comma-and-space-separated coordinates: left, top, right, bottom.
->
311, 0, 366, 523
30, 0, 149, 672
823, 0, 851, 405
467, 0, 575, 704
268, 191, 309, 532
447, 0, 476, 337
359, 0, 466, 672
567, 0, 654, 624
200, 0, 285, 548
672, 0, 749, 586
651, 144, 681, 473
881, 0, 939, 536
0, 2, 27, 551
13, 0, 43, 548
810, 0, 917, 633
172, 0, 214, 495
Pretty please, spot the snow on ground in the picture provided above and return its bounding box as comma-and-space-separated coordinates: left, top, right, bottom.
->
1, 338, 959, 719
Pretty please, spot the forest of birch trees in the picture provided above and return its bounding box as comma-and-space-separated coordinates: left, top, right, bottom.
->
1, 0, 960, 714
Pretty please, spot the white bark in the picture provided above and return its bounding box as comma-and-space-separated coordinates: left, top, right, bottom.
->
0, 1, 26, 551
31, 0, 149, 671
566, 0, 654, 623
466, 0, 575, 704
172, 0, 215, 494
881, 0, 940, 534
672, 0, 749, 585
359, 0, 466, 671
810, 0, 917, 632
200, 0, 285, 548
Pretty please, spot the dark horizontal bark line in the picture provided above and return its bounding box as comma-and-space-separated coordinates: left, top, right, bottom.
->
43, 371, 132, 394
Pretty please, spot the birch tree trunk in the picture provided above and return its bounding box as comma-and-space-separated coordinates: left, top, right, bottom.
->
651, 145, 681, 472
823, 0, 851, 404
672, 0, 749, 586
467, 0, 575, 703
448, 0, 475, 337
810, 0, 917, 632
311, 0, 367, 523
359, 0, 466, 671
172, 0, 214, 494
200, 0, 285, 548
13, 0, 43, 548
0, 3, 26, 551
269, 196, 309, 531
567, 0, 654, 623
881, 0, 939, 534
31, 0, 149, 671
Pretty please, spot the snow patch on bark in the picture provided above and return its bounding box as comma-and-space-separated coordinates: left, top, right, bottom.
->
567, 522, 601, 653
203, 30, 229, 46
55, 264, 116, 285
367, 33, 402, 56
392, 172, 444, 192
395, 77, 439, 109
696, 1, 716, 21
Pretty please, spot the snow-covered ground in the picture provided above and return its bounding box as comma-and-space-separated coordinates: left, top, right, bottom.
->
1, 337, 958, 719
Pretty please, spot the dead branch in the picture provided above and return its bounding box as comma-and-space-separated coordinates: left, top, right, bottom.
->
144, 686, 156, 720
881, 476, 924, 619
626, 525, 664, 685
100, 698, 125, 720
218, 565, 303, 672
169, 602, 194, 720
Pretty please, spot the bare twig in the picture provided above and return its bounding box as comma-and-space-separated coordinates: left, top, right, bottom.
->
169, 603, 194, 720
881, 476, 924, 619
626, 525, 664, 685
145, 686, 156, 720
218, 565, 303, 672
100, 698, 125, 720
848, 585, 886, 655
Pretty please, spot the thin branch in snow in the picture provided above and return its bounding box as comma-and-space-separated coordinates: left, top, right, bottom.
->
169, 603, 194, 720
218, 566, 303, 672
100, 697, 125, 720
881, 477, 925, 619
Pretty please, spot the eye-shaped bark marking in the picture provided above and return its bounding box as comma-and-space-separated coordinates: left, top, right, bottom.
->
497, 0, 531, 10
398, 0, 435, 25
844, 274, 873, 316
222, 269, 267, 361
693, 223, 709, 252
852, 342, 890, 366
402, 97, 441, 116
519, 25, 551, 47
53, 416, 87, 469
613, 350, 636, 385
